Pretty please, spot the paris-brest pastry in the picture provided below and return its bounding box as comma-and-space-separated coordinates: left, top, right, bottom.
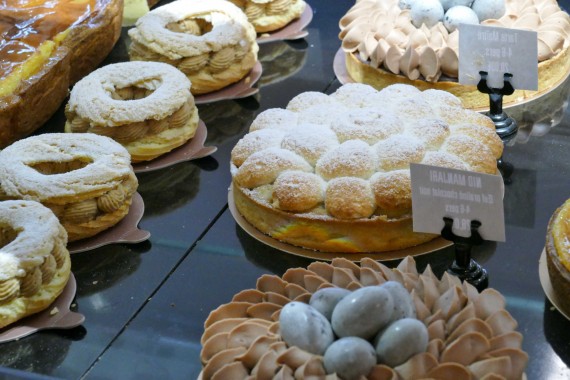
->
0, 200, 71, 328
128, 0, 259, 95
226, 0, 307, 33
64, 61, 199, 163
0, 133, 138, 242
339, 0, 570, 109
231, 83, 503, 253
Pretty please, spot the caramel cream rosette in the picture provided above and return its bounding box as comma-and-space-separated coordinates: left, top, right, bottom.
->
0, 200, 70, 329
230, 83, 503, 253
128, 0, 259, 95
0, 133, 138, 242
227, 0, 306, 33
339, 0, 570, 109
64, 61, 199, 163
200, 256, 528, 379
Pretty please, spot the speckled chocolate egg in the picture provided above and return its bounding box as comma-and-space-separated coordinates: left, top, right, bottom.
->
471, 0, 505, 21
279, 302, 334, 355
439, 0, 473, 11
309, 287, 351, 321
410, 0, 444, 28
375, 318, 429, 367
381, 281, 416, 323
331, 286, 394, 340
443, 6, 479, 32
324, 337, 377, 380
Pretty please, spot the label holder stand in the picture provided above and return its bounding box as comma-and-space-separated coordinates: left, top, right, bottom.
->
477, 71, 516, 181
441, 217, 488, 291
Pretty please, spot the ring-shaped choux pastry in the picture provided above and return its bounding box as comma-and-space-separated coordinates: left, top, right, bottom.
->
128, 0, 259, 95
0, 133, 138, 242
64, 61, 199, 163
0, 200, 71, 328
227, 0, 307, 33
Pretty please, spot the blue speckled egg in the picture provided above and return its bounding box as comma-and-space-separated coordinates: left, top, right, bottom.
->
324, 337, 377, 380
279, 302, 334, 355
439, 0, 473, 11
444, 5, 480, 32
375, 318, 429, 367
331, 286, 394, 340
410, 0, 444, 28
398, 0, 417, 10
380, 281, 416, 323
471, 0, 505, 21
309, 287, 351, 321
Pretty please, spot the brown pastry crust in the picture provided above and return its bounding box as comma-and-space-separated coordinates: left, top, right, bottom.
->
0, 0, 123, 148
546, 202, 570, 314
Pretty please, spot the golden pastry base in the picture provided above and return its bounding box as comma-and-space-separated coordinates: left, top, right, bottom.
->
539, 250, 570, 320
228, 185, 451, 262
256, 4, 313, 44
0, 275, 84, 343
334, 47, 570, 111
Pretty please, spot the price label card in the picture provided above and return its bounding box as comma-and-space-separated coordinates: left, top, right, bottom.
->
458, 23, 538, 91
410, 163, 505, 242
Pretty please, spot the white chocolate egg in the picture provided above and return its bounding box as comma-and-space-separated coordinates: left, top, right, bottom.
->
410, 0, 444, 28
331, 286, 394, 340
375, 318, 429, 367
443, 6, 479, 33
381, 281, 416, 323
309, 287, 351, 321
439, 0, 473, 11
279, 302, 334, 355
323, 337, 377, 380
471, 0, 505, 21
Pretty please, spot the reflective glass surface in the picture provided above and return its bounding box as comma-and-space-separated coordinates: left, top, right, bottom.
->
1, 1, 569, 378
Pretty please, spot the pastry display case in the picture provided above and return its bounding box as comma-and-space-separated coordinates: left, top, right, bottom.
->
0, 0, 569, 378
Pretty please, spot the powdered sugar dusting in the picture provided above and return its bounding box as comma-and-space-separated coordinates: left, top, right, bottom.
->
232, 83, 502, 220
315, 140, 377, 181
281, 124, 339, 166
250, 108, 299, 132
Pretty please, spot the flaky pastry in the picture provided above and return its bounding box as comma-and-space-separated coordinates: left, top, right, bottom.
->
0, 133, 138, 242
64, 61, 199, 162
0, 200, 70, 329
128, 0, 259, 95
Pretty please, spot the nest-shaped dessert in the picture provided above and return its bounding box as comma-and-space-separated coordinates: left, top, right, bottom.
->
200, 256, 528, 379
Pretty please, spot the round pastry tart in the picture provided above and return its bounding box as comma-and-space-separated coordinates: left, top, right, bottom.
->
231, 83, 503, 253
0, 200, 71, 329
546, 198, 570, 314
200, 256, 528, 379
226, 0, 306, 33
0, 133, 138, 242
339, 0, 570, 109
128, 0, 259, 95
64, 61, 199, 163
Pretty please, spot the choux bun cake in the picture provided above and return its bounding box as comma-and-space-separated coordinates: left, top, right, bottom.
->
64, 61, 199, 163
0, 133, 138, 242
231, 83, 503, 253
0, 200, 71, 328
128, 0, 259, 95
